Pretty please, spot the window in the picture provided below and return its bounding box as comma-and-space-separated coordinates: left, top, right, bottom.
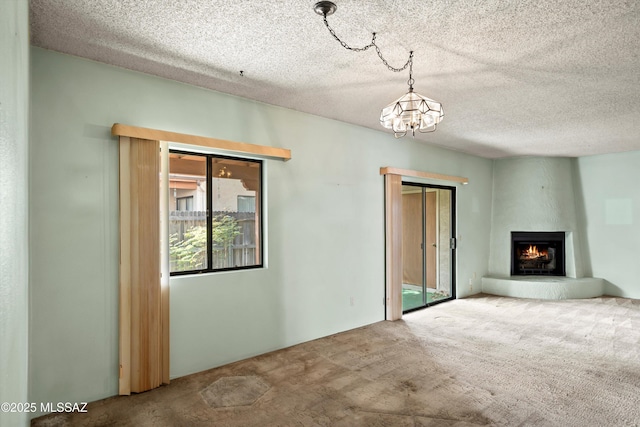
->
237, 195, 256, 213
176, 196, 193, 211
169, 150, 262, 274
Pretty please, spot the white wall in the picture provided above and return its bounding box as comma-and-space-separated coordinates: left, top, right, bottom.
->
29, 48, 494, 411
0, 1, 30, 426
575, 151, 640, 298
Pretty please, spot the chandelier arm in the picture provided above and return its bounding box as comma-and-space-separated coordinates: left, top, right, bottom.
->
418, 124, 437, 133
394, 130, 407, 138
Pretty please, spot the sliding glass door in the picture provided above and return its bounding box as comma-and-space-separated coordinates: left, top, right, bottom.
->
401, 183, 455, 312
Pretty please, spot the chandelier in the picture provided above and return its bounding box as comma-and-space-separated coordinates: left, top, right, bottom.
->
313, 1, 443, 138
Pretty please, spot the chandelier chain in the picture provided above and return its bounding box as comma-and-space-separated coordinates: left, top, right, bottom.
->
323, 16, 413, 74
323, 16, 375, 52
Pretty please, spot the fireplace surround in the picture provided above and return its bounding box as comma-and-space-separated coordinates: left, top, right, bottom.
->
511, 231, 565, 276
483, 157, 603, 300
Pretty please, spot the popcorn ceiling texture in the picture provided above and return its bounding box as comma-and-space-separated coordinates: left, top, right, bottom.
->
29, 0, 640, 158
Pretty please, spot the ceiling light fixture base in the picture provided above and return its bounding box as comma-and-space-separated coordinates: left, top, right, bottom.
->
314, 1, 337, 17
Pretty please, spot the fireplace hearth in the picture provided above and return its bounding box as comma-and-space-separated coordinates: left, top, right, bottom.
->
511, 231, 565, 276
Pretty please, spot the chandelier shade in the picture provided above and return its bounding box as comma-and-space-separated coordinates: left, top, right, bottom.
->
380, 89, 444, 138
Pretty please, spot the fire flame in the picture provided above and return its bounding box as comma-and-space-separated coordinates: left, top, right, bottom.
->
522, 245, 547, 259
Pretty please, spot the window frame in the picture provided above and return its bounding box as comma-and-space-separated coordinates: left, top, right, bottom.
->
169, 149, 264, 276
176, 195, 194, 211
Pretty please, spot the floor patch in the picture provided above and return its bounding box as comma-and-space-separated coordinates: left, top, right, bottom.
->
201, 375, 270, 408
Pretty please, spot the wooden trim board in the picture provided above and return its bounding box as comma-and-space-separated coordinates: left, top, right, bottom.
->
118, 137, 132, 395
384, 174, 403, 321
119, 136, 168, 395
380, 167, 468, 185
112, 123, 291, 161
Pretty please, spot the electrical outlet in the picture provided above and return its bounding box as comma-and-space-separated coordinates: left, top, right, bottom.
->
469, 278, 473, 292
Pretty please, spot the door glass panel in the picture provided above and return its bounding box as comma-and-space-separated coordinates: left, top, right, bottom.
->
402, 184, 455, 312
432, 188, 452, 303
402, 185, 425, 311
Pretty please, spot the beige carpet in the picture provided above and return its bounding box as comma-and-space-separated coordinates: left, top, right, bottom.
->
33, 295, 640, 426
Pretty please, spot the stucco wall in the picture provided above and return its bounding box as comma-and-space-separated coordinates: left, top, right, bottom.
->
488, 157, 585, 278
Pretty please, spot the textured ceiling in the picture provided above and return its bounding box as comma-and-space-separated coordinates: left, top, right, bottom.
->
30, 0, 640, 158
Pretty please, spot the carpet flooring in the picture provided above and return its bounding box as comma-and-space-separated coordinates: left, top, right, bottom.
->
32, 295, 640, 426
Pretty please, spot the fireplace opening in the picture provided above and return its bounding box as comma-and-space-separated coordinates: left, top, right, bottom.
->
511, 231, 565, 276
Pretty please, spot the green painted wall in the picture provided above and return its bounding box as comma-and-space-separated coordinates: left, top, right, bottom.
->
575, 152, 640, 298
0, 1, 30, 426
29, 47, 493, 412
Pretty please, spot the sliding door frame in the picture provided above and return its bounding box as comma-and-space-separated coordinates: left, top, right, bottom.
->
381, 166, 465, 320
401, 182, 457, 314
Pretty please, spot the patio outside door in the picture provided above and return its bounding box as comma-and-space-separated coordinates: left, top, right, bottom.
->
401, 183, 455, 312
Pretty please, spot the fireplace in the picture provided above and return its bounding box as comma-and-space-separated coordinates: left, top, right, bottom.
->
511, 231, 565, 276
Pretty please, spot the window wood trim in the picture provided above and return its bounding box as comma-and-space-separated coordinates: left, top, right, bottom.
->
118, 136, 169, 394
112, 123, 291, 161
380, 167, 468, 185
384, 174, 403, 321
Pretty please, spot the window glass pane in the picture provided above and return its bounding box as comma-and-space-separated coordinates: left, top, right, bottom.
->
211, 158, 261, 269
237, 195, 256, 213
169, 153, 208, 272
